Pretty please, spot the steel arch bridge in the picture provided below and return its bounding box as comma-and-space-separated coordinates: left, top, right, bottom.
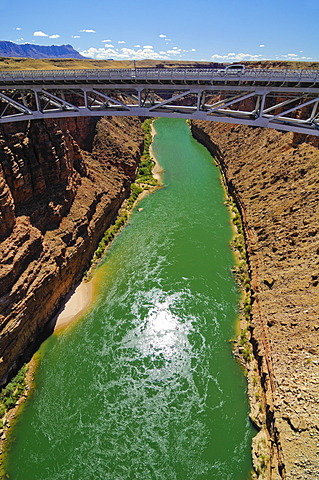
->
0, 67, 319, 136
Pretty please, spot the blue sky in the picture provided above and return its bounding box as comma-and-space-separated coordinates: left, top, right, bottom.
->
1, 0, 318, 62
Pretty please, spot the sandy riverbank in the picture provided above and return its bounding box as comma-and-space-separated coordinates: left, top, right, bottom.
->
53, 279, 95, 332
0, 281, 96, 472
150, 121, 164, 183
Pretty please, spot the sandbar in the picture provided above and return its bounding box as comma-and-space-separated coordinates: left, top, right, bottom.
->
150, 121, 164, 183
54, 279, 94, 332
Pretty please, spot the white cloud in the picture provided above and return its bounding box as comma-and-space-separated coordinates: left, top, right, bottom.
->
210, 51, 313, 62
165, 39, 172, 42
72, 35, 80, 38
80, 45, 176, 60
33, 31, 60, 39
259, 44, 265, 47
16, 37, 24, 42
159, 34, 166, 38
118, 40, 126, 44
166, 49, 182, 56
33, 31, 48, 37
211, 52, 264, 61
81, 47, 116, 59
80, 39, 200, 60
80, 29, 96, 33
277, 53, 312, 60
102, 39, 112, 43
16, 27, 21, 31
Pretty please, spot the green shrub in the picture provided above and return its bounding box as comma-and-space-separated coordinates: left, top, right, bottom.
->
239, 328, 248, 344
0, 364, 27, 418
243, 346, 251, 362
135, 120, 158, 187
244, 303, 251, 315
130, 183, 143, 197
4, 396, 16, 410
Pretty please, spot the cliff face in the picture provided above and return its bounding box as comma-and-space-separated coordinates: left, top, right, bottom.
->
0, 115, 144, 384
192, 121, 319, 480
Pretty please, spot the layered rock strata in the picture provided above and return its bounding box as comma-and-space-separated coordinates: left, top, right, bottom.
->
0, 116, 143, 385
191, 121, 319, 480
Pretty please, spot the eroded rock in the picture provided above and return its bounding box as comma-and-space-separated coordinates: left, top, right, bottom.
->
0, 116, 144, 384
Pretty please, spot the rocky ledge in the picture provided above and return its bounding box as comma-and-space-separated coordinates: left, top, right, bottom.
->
191, 121, 319, 480
0, 115, 144, 385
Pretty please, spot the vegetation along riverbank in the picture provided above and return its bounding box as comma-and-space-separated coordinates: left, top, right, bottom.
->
87, 118, 161, 275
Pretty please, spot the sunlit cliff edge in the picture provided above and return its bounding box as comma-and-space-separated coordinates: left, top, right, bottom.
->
192, 121, 319, 480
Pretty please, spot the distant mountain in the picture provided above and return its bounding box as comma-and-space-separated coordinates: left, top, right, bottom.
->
0, 41, 85, 59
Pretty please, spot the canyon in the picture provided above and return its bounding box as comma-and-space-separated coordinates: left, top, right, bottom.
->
0, 106, 318, 478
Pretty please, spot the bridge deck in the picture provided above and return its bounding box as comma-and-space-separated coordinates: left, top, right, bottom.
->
1, 67, 319, 87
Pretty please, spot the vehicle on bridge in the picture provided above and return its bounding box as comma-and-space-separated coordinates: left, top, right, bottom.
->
225, 64, 246, 74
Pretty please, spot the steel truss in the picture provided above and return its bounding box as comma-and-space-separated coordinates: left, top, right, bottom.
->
0, 68, 319, 136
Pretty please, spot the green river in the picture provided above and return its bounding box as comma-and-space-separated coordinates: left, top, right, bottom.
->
5, 118, 254, 479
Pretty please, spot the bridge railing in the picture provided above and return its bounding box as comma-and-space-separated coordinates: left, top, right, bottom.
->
0, 68, 318, 84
